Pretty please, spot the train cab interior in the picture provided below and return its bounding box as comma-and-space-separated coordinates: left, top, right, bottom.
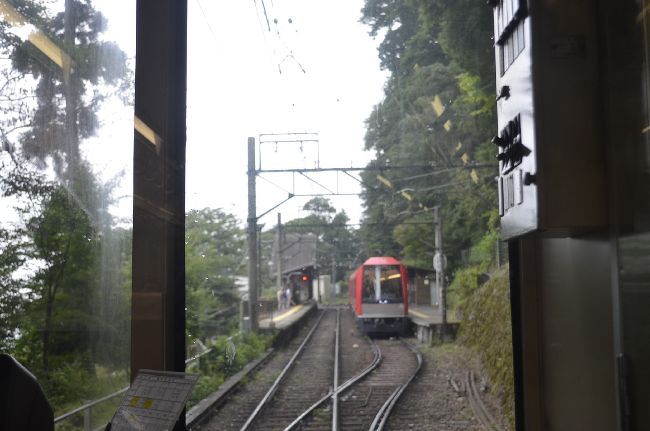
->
0, 0, 650, 430
361, 265, 404, 304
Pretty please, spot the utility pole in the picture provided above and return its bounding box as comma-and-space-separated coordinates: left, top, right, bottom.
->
433, 206, 447, 328
257, 224, 263, 298
247, 137, 259, 332
276, 213, 283, 295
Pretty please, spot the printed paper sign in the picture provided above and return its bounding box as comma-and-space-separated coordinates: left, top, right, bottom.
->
110, 370, 198, 431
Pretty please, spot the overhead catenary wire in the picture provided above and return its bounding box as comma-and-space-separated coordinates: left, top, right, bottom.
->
268, 3, 307, 74
275, 221, 446, 231
341, 169, 362, 184
256, 163, 495, 174
298, 171, 335, 194
258, 0, 271, 31
251, 0, 278, 71
415, 181, 465, 193
392, 168, 458, 183
194, 0, 221, 50
258, 174, 293, 195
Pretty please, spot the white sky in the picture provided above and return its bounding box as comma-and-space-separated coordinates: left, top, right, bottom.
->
185, 0, 387, 226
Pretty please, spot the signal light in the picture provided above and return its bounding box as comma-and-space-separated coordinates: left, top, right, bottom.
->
301, 274, 309, 281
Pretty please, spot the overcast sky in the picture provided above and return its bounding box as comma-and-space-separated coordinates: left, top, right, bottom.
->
84, 0, 389, 226
184, 0, 387, 226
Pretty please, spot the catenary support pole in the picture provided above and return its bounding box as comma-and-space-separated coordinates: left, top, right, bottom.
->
276, 213, 283, 296
247, 137, 259, 332
258, 224, 263, 298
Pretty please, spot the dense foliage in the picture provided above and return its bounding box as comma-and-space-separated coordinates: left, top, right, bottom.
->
358, 0, 498, 272
186, 208, 246, 341
359, 0, 513, 423
187, 332, 273, 408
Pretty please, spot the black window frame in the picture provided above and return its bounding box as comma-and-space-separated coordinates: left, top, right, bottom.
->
131, 1, 187, 429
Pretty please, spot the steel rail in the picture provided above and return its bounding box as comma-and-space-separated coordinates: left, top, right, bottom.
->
282, 339, 383, 431
466, 370, 501, 431
240, 310, 327, 431
369, 339, 423, 431
332, 309, 341, 431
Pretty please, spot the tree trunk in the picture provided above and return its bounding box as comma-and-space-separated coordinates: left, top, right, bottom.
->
63, 0, 79, 177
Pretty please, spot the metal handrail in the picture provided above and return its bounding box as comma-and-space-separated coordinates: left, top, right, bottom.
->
54, 386, 129, 424
185, 345, 214, 368
54, 332, 241, 430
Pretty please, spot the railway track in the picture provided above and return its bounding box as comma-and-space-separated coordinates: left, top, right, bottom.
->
196, 307, 422, 431
195, 311, 326, 431
466, 370, 501, 431
241, 309, 337, 430
333, 339, 421, 431
280, 337, 421, 431
277, 311, 422, 430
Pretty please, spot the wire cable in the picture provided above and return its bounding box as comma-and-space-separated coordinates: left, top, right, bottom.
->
258, 174, 292, 195
194, 0, 221, 50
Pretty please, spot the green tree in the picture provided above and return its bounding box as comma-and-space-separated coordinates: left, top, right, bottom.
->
302, 196, 336, 219
0, 227, 25, 352
323, 211, 359, 281
359, 2, 513, 424
359, 0, 497, 273
0, 156, 50, 352
8, 0, 129, 180
24, 185, 98, 372
185, 208, 246, 341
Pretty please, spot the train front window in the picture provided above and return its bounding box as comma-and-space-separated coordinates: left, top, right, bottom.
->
362, 265, 403, 304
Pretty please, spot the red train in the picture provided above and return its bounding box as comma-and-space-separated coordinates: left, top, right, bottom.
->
348, 256, 409, 335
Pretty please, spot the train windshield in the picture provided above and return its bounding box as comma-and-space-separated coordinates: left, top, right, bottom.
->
362, 265, 403, 304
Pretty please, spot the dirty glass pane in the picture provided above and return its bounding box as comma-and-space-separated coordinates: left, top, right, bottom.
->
379, 266, 403, 302
0, 0, 134, 427
361, 265, 402, 303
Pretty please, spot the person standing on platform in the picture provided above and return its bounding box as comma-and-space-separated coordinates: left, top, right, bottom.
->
286, 286, 293, 308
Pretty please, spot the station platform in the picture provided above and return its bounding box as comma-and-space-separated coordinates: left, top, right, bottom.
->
259, 301, 316, 330
408, 304, 460, 344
